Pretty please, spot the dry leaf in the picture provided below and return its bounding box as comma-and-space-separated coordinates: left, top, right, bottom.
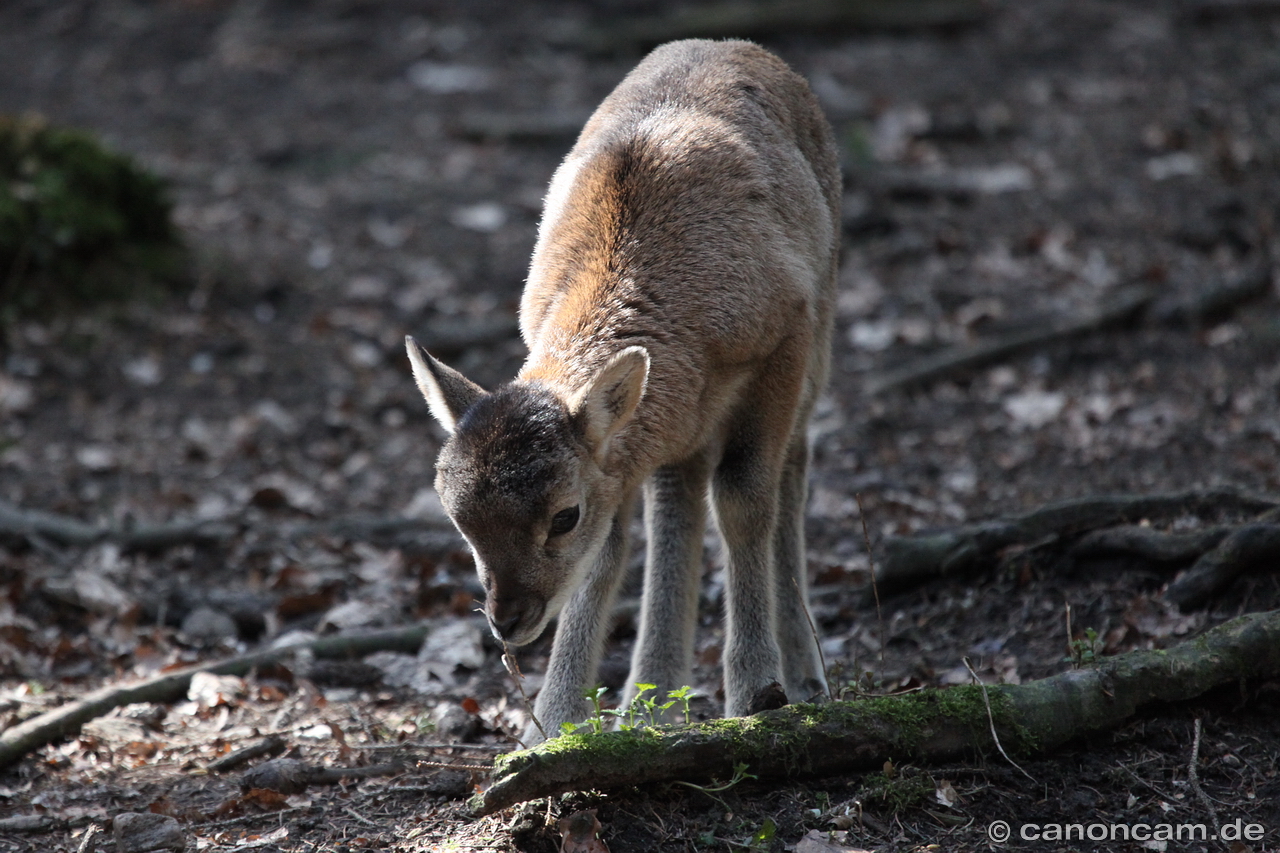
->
559, 809, 609, 853
794, 829, 871, 853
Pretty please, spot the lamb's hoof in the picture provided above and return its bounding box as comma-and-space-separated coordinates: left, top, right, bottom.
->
745, 681, 788, 715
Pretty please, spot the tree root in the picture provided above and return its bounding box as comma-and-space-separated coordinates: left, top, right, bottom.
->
1164, 518, 1280, 609
875, 488, 1278, 592
0, 624, 432, 770
473, 608, 1280, 815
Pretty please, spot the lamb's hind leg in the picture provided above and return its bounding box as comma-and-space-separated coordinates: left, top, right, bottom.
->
773, 432, 827, 704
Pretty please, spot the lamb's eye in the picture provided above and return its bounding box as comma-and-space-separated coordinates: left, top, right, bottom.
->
548, 505, 580, 537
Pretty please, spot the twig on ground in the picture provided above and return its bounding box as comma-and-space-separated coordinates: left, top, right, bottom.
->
192, 807, 306, 832
1187, 717, 1221, 836
344, 807, 381, 829
207, 735, 288, 774
793, 575, 831, 701
1146, 263, 1273, 326
241, 757, 407, 793
962, 657, 1035, 782
0, 499, 235, 550
501, 643, 543, 745
0, 624, 433, 769
450, 109, 592, 143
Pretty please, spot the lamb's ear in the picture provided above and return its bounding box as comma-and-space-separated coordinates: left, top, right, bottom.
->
569, 346, 649, 461
405, 336, 486, 433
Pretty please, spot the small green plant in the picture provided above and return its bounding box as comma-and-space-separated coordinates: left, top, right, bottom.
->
741, 817, 776, 852
584, 684, 610, 734
560, 682, 698, 735
1068, 627, 1101, 667
615, 682, 673, 728
667, 684, 694, 725
0, 113, 185, 322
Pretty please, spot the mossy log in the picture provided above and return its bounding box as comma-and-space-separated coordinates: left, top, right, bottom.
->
474, 608, 1280, 815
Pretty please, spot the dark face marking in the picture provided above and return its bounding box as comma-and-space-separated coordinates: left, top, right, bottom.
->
436, 383, 579, 519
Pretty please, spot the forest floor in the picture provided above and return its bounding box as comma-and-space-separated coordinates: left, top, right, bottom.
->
2, 0, 1280, 851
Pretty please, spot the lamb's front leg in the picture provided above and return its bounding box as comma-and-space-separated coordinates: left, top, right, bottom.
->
526, 494, 636, 743
712, 441, 785, 718
626, 455, 712, 709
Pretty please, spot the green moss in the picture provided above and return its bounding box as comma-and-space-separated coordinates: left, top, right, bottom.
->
493, 726, 668, 775
491, 686, 1036, 791
0, 114, 186, 321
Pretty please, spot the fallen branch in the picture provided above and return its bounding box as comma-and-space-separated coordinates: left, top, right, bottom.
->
875, 488, 1277, 590
283, 514, 457, 550
0, 814, 69, 833
865, 262, 1272, 395
473, 608, 1280, 814
864, 285, 1155, 395
566, 0, 989, 50
1146, 263, 1273, 326
0, 498, 457, 554
0, 624, 432, 770
868, 163, 1034, 200
0, 500, 236, 550
240, 757, 405, 794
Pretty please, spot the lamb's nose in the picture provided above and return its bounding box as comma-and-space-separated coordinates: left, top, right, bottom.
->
489, 599, 523, 640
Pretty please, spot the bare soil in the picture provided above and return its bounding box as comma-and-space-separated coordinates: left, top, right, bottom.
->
1, 1, 1279, 851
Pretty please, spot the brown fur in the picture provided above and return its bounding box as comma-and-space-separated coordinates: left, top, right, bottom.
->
407, 38, 840, 741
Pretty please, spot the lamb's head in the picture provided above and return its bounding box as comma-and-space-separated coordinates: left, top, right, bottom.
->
405, 336, 647, 644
